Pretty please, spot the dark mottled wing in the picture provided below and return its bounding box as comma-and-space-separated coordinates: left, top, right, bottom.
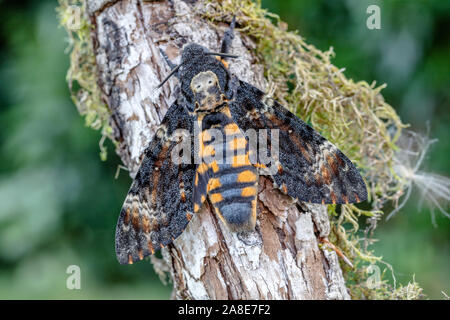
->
115, 103, 195, 265
230, 80, 367, 204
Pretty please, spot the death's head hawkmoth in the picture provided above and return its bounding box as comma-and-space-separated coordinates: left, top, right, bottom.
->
115, 19, 367, 265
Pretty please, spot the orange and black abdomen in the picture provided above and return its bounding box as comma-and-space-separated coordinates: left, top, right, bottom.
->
194, 107, 258, 232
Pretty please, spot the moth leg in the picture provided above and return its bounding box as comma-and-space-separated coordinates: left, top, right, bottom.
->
159, 48, 178, 71
220, 16, 236, 56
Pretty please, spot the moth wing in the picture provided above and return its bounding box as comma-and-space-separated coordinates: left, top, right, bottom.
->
230, 80, 367, 204
115, 103, 195, 264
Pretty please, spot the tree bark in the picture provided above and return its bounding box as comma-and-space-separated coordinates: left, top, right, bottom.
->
86, 0, 350, 300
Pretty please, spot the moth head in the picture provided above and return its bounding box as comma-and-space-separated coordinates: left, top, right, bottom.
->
180, 43, 208, 63
180, 43, 238, 65
158, 43, 238, 105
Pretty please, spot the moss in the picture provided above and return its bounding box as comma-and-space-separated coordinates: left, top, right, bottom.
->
202, 0, 422, 299
57, 0, 112, 160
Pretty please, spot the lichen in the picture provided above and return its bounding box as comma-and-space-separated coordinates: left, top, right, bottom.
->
202, 0, 422, 299
57, 0, 112, 160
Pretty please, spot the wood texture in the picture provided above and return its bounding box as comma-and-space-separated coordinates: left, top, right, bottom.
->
87, 0, 350, 300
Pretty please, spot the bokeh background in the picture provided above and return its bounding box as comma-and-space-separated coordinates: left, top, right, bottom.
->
0, 0, 448, 299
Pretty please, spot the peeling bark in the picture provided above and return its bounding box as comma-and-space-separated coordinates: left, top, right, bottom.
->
87, 0, 350, 300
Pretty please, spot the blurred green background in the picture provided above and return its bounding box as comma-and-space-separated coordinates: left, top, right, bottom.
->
0, 0, 448, 299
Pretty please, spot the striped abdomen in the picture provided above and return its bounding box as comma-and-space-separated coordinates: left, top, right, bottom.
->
193, 107, 258, 232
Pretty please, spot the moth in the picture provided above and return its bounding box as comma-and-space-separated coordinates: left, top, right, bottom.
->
115, 19, 367, 265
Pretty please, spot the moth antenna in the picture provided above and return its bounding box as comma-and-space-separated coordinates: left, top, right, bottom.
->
157, 64, 181, 88
206, 52, 239, 59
